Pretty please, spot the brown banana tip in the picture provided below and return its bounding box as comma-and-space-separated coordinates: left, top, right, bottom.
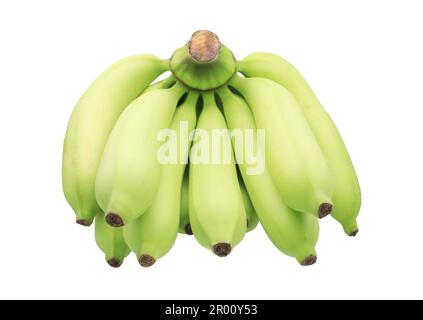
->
318, 203, 333, 219
246, 219, 250, 228
184, 224, 193, 235
76, 219, 91, 227
106, 213, 124, 227
349, 229, 359, 237
107, 258, 122, 268
300, 255, 317, 266
213, 243, 232, 257
139, 255, 156, 268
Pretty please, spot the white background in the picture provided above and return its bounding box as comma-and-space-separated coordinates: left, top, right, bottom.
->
0, 0, 422, 300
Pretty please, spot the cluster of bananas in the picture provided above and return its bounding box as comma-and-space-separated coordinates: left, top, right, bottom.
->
62, 31, 361, 268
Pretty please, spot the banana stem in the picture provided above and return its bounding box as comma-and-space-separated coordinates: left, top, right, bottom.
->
186, 91, 200, 105
170, 31, 237, 91
188, 30, 221, 63
202, 91, 215, 105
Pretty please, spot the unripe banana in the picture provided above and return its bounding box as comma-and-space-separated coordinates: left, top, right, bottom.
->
95, 83, 186, 227
238, 173, 259, 232
218, 86, 319, 265
230, 76, 334, 219
179, 167, 192, 235
238, 53, 361, 235
123, 92, 199, 267
189, 92, 246, 257
142, 76, 176, 95
94, 212, 130, 268
62, 54, 168, 226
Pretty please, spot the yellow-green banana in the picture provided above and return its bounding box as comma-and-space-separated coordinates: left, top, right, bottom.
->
62, 54, 168, 226
179, 167, 192, 235
238, 52, 361, 235
189, 92, 246, 257
238, 172, 259, 232
95, 83, 186, 228
123, 92, 199, 267
230, 75, 334, 219
219, 86, 319, 265
94, 212, 130, 268
142, 76, 176, 95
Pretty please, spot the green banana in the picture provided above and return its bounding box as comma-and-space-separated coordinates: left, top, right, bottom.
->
142, 76, 176, 95
179, 167, 192, 235
95, 82, 186, 227
62, 54, 168, 226
238, 52, 361, 235
94, 212, 130, 268
123, 92, 199, 267
143, 75, 184, 236
230, 75, 334, 219
189, 92, 246, 257
238, 172, 259, 232
63, 31, 361, 267
219, 86, 319, 265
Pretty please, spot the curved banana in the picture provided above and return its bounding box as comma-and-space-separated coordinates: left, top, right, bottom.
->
189, 92, 246, 257
147, 77, 190, 236
179, 167, 192, 235
238, 52, 361, 235
123, 92, 199, 267
62, 54, 168, 226
238, 173, 259, 232
230, 75, 333, 219
219, 86, 319, 265
94, 212, 130, 268
95, 82, 186, 227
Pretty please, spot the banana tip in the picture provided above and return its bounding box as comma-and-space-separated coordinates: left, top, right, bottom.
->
349, 229, 359, 237
318, 203, 333, 219
107, 258, 122, 268
106, 213, 124, 227
213, 243, 231, 257
184, 224, 193, 235
76, 219, 91, 227
139, 255, 156, 268
300, 255, 317, 266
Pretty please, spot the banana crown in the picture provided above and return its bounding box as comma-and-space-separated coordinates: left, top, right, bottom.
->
170, 30, 237, 91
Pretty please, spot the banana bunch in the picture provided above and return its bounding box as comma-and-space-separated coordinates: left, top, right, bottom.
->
62, 30, 361, 268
